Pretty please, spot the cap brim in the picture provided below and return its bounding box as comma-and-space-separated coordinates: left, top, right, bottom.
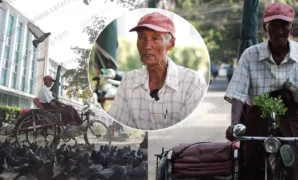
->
264, 15, 294, 22
129, 24, 170, 33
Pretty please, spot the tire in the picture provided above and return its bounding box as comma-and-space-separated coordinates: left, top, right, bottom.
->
84, 120, 111, 148
15, 110, 57, 148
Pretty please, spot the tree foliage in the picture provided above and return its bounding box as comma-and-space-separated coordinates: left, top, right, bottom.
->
62, 47, 93, 99
62, 14, 108, 100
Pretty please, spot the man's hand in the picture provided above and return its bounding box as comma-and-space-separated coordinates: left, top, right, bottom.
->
51, 99, 67, 106
226, 125, 235, 142
51, 102, 57, 107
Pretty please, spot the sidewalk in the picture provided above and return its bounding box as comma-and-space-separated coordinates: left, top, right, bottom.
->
148, 77, 231, 179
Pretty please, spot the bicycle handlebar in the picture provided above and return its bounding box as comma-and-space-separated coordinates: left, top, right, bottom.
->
235, 136, 298, 141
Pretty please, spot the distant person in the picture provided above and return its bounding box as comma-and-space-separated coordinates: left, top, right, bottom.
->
226, 65, 233, 82
108, 12, 207, 130
211, 64, 219, 80
38, 75, 84, 126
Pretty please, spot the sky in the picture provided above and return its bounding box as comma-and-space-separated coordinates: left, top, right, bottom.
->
10, 0, 129, 67
10, 0, 208, 68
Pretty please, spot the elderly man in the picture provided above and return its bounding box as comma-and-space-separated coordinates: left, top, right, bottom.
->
225, 2, 298, 180
38, 75, 83, 126
108, 12, 207, 130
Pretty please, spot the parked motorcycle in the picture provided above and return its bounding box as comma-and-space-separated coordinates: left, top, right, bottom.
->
92, 68, 122, 106
91, 44, 122, 106
233, 112, 296, 180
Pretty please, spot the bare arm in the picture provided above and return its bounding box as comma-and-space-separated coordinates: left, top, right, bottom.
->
231, 98, 244, 125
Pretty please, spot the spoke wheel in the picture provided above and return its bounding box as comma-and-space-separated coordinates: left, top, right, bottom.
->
15, 110, 57, 148
84, 120, 111, 149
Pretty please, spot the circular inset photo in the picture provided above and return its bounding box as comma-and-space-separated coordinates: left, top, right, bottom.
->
89, 8, 210, 131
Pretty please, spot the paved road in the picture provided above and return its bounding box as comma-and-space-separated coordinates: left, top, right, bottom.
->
148, 77, 231, 179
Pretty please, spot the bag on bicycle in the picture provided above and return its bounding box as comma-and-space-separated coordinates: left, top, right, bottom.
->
171, 142, 235, 178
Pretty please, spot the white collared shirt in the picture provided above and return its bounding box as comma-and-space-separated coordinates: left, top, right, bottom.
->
225, 40, 298, 105
108, 57, 207, 130
38, 85, 54, 103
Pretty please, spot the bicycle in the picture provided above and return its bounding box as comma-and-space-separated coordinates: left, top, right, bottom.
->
13, 101, 112, 149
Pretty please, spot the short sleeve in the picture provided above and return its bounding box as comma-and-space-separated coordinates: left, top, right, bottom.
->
224, 50, 250, 104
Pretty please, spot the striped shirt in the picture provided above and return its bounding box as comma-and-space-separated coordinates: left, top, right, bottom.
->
108, 57, 207, 130
225, 40, 298, 106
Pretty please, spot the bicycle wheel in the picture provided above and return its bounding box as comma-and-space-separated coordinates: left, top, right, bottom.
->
84, 120, 111, 148
15, 110, 57, 148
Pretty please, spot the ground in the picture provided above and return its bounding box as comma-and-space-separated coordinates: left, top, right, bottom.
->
0, 135, 144, 180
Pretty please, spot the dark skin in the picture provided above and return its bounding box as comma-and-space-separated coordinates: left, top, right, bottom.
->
44, 79, 66, 106
136, 28, 175, 91
226, 19, 294, 140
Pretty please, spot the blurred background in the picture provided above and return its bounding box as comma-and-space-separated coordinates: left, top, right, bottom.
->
147, 0, 298, 82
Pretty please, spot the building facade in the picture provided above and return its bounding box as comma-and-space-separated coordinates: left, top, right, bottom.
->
0, 3, 84, 110
0, 3, 45, 109
0, 3, 113, 126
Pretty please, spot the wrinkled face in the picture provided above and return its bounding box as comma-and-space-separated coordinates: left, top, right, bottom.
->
137, 28, 175, 66
264, 19, 293, 47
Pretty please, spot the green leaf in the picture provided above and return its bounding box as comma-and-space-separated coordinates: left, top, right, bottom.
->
253, 92, 288, 128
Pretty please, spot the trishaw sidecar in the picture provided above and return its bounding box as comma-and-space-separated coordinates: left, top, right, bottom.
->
13, 98, 112, 148
155, 142, 241, 180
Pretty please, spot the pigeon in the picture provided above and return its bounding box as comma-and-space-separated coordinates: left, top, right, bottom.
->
83, 0, 91, 5
27, 22, 51, 48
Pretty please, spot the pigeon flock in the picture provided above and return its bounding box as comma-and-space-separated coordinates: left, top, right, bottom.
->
0, 139, 148, 180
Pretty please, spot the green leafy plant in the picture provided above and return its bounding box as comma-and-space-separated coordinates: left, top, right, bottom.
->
253, 93, 288, 127
0, 105, 21, 123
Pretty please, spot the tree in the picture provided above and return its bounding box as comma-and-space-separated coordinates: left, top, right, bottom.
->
62, 47, 93, 99
62, 15, 108, 100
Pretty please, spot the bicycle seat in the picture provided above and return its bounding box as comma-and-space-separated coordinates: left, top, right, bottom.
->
21, 109, 31, 115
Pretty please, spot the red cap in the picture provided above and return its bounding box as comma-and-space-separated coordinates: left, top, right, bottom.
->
129, 12, 176, 38
43, 75, 55, 81
264, 2, 295, 23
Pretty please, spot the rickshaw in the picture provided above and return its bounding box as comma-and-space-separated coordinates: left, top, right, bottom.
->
13, 98, 112, 149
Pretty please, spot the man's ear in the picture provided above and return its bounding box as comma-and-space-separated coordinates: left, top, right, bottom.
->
167, 38, 175, 51
290, 22, 295, 33
263, 22, 267, 32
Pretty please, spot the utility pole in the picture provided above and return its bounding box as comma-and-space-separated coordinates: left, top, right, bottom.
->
96, 20, 118, 62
